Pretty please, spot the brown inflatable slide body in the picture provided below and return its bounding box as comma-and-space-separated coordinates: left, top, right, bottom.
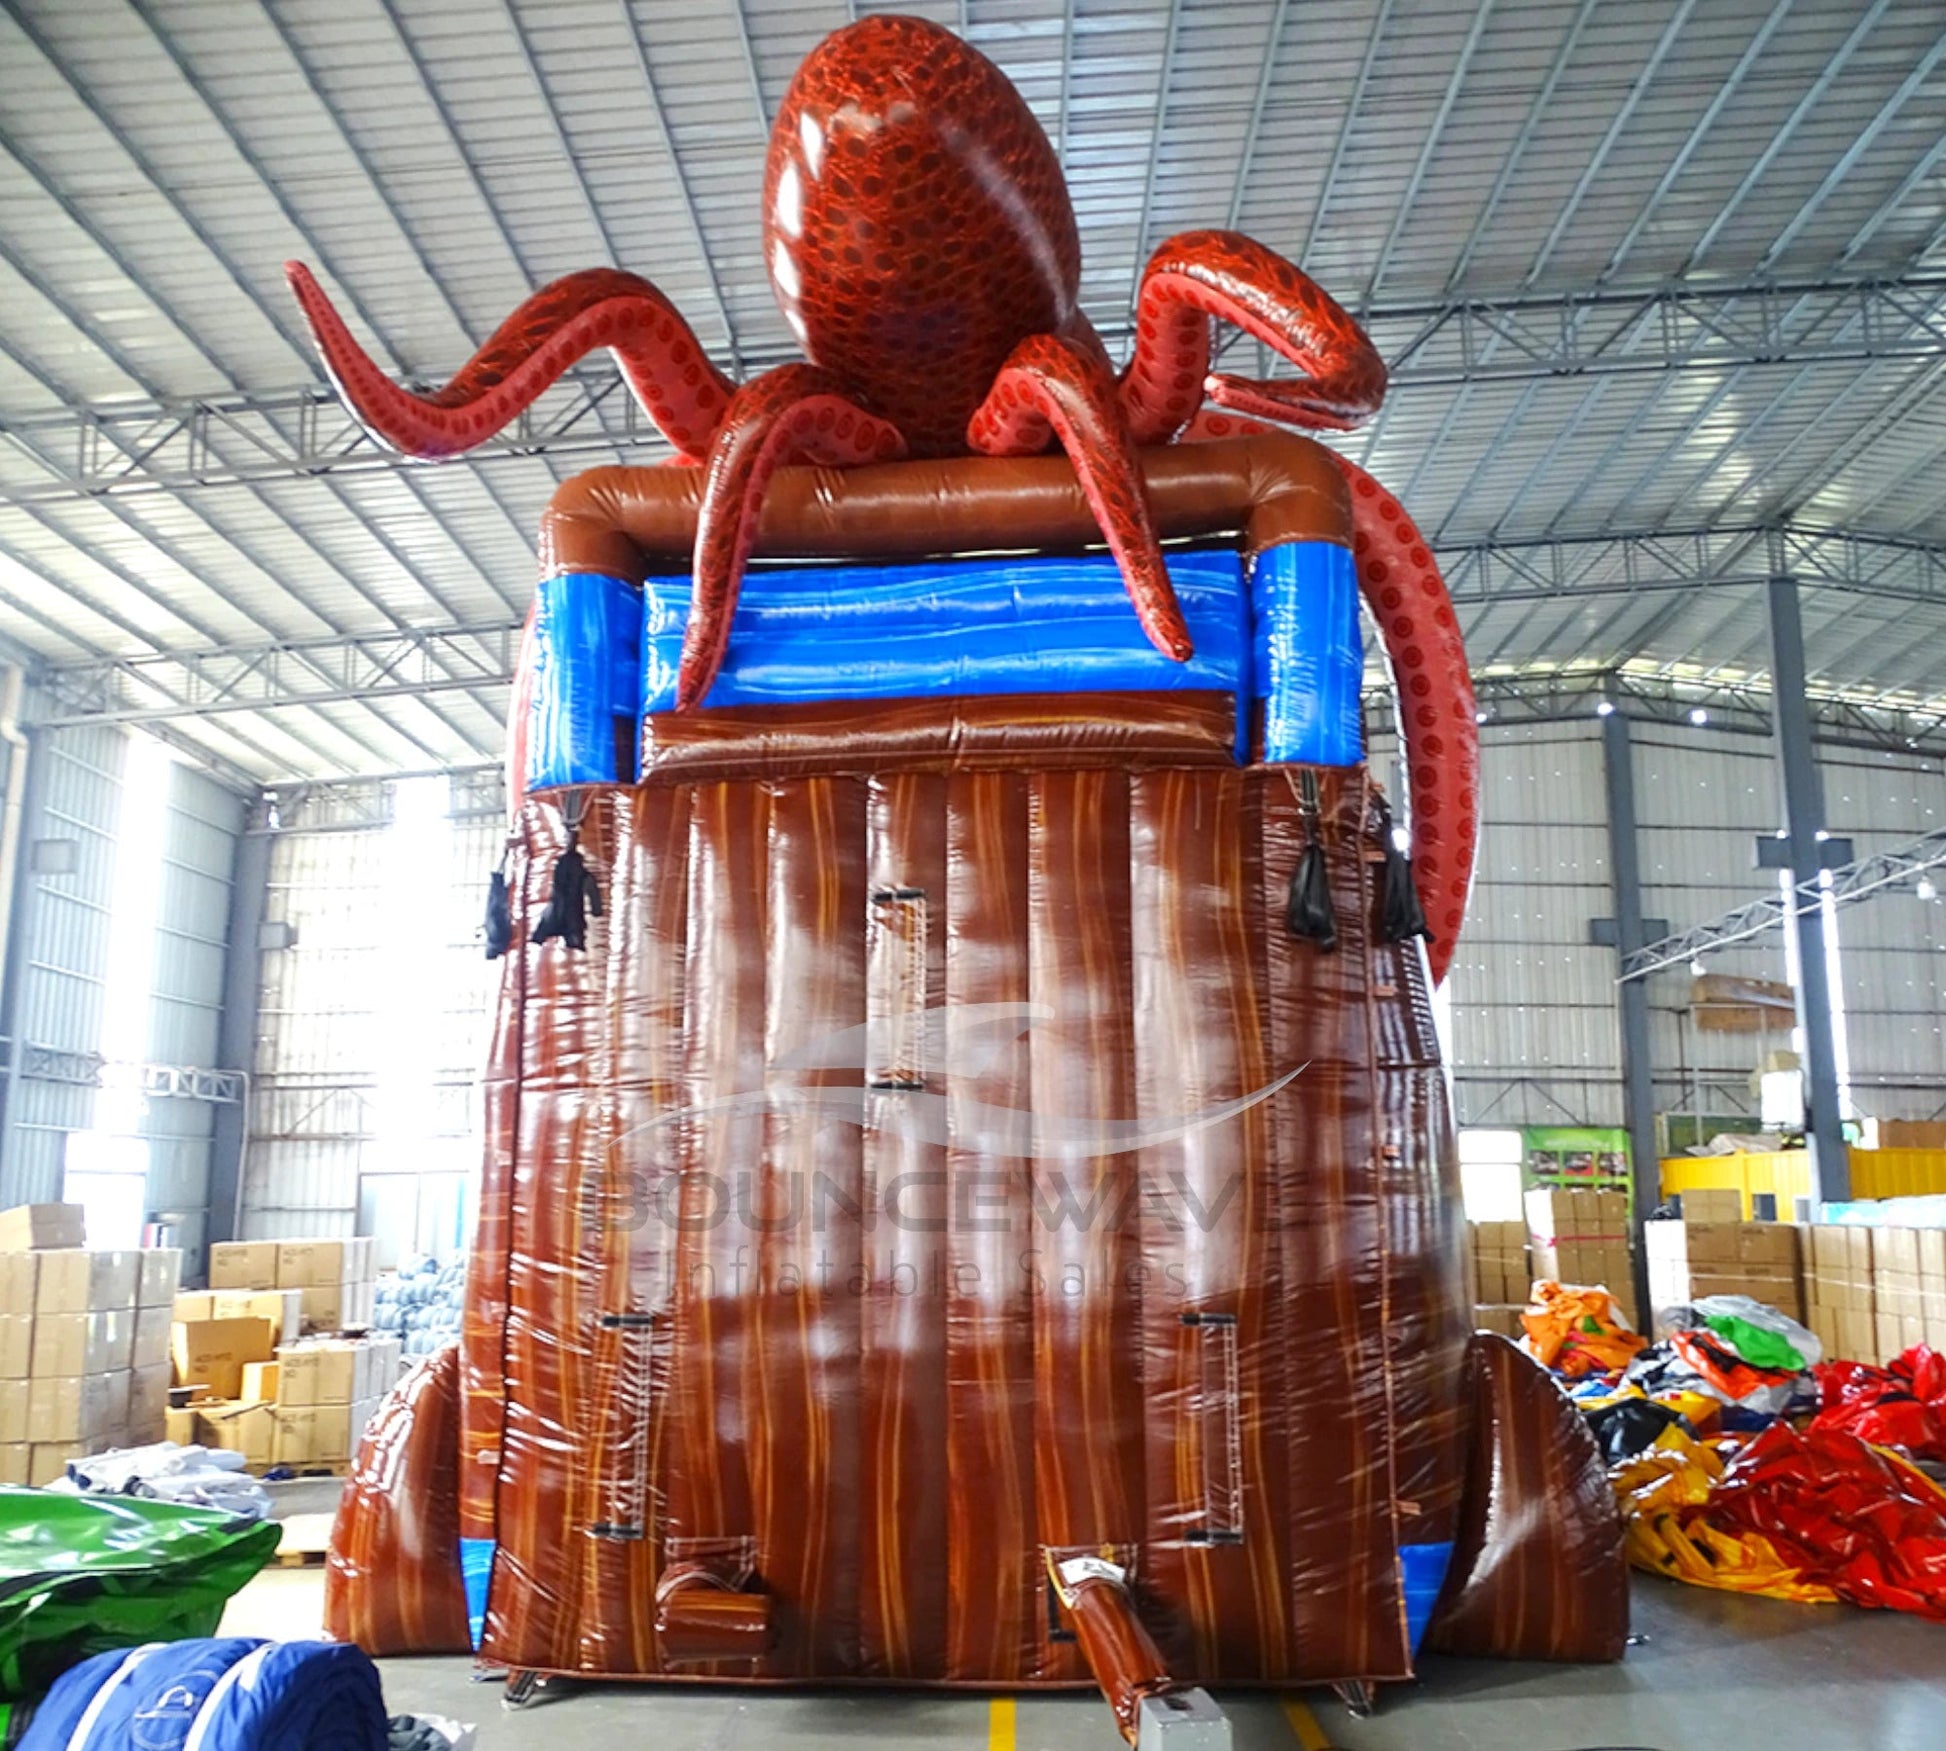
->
332, 434, 1626, 1724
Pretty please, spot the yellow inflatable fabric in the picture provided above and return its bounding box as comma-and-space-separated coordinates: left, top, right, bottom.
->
1609, 1429, 1838, 1605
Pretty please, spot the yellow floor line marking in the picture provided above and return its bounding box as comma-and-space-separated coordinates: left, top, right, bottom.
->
1282, 1695, 1331, 1750
989, 1694, 1017, 1751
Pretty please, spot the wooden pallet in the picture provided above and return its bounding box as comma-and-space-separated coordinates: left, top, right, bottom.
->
274, 1512, 336, 1567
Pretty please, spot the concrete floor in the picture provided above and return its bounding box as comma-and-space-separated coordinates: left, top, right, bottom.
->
219, 1559, 1946, 1751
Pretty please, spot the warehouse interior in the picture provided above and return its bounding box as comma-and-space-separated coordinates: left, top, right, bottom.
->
1, 0, 1945, 1746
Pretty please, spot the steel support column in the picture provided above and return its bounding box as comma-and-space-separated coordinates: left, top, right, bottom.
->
205, 811, 270, 1255
1767, 575, 1850, 1201
1601, 707, 1659, 1314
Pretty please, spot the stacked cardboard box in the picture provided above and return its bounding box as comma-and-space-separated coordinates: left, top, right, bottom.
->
1644, 1219, 1803, 1324
1524, 1188, 1636, 1324
0, 1205, 180, 1487
192, 1333, 399, 1472
1803, 1224, 1877, 1362
1468, 1219, 1531, 1334
1804, 1225, 1946, 1363
1677, 1188, 1746, 1222
208, 1238, 377, 1333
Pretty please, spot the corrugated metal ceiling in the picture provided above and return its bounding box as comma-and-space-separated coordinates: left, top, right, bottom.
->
1, 0, 1944, 781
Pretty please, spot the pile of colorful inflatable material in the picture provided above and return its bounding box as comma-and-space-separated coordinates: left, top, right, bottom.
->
1811, 1344, 1946, 1460
1621, 1296, 1822, 1428
1521, 1281, 1646, 1378
1612, 1421, 1946, 1619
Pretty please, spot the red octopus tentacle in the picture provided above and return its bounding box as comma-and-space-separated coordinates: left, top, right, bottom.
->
1176, 413, 1477, 982
677, 365, 906, 710
1336, 457, 1477, 987
966, 333, 1194, 664
1120, 230, 1386, 445
287, 262, 735, 462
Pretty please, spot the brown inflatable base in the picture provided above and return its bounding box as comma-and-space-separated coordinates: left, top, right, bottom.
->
326, 1344, 471, 1657
1424, 1332, 1629, 1663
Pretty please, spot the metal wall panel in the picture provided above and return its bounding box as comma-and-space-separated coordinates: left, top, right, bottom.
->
1436, 721, 1624, 1126
0, 730, 241, 1247
243, 780, 500, 1252
2, 726, 124, 1203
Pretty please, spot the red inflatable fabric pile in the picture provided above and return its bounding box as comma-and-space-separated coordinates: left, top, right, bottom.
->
1703, 1420, 1946, 1619
1811, 1345, 1946, 1460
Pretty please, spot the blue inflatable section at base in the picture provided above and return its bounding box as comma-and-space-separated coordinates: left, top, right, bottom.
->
1399, 1539, 1455, 1655
459, 1536, 494, 1649
524, 540, 1363, 789
20, 1637, 388, 1751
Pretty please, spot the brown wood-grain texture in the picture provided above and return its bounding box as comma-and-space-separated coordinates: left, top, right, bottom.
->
1424, 1332, 1630, 1663
455, 759, 1482, 1685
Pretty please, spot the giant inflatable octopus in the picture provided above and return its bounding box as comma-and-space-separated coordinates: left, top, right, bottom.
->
312, 16, 1626, 1738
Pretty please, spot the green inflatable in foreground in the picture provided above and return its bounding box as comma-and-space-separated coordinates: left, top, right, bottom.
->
0, 1487, 279, 1727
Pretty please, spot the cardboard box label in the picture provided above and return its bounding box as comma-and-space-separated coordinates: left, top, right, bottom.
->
170, 1317, 275, 1400
208, 1242, 279, 1291
212, 1289, 301, 1344
276, 1341, 361, 1406
277, 1240, 354, 1290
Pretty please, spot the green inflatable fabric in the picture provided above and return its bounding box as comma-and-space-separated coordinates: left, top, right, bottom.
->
0, 1488, 279, 1704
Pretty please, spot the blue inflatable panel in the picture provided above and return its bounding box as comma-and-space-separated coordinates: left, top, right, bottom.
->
459, 1535, 494, 1649
526, 571, 644, 790
525, 539, 1363, 785
1255, 539, 1362, 766
641, 550, 1251, 716
1399, 1539, 1455, 1654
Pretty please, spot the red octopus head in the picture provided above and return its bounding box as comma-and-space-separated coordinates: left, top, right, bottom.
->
763, 14, 1083, 457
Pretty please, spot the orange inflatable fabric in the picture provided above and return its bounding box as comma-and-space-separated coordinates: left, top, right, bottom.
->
1521, 1280, 1647, 1379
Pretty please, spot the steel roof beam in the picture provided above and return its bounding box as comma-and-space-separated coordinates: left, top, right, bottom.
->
1680, 0, 1892, 275
1521, 0, 1698, 290
1298, 0, 1394, 271
1620, 825, 1946, 983
12, 274, 1944, 509
32, 623, 524, 729
1593, 0, 1796, 287
1, 15, 520, 753
1467, 668, 1946, 757
1360, 0, 1495, 307
34, 525, 1946, 732
1442, 0, 1600, 294
615, 0, 744, 371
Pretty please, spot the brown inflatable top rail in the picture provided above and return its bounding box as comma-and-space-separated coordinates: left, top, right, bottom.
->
540, 431, 1351, 580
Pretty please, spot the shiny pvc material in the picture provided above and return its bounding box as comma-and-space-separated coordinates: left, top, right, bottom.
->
525, 571, 643, 790
530, 433, 1471, 981
443, 764, 1504, 1690
1425, 1333, 1630, 1663
290, 15, 1470, 945
640, 550, 1249, 716
324, 1345, 470, 1657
